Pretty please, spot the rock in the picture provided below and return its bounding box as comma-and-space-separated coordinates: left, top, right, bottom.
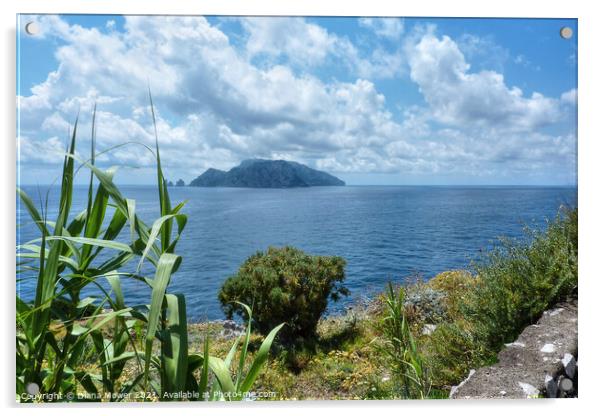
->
222, 319, 238, 330
519, 382, 540, 398
547, 308, 564, 317
544, 374, 558, 398
558, 376, 574, 395
219, 319, 246, 339
450, 297, 577, 399
422, 324, 437, 336
449, 369, 476, 398
504, 342, 526, 348
562, 353, 577, 378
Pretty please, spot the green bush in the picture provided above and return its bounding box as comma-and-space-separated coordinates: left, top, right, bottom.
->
463, 206, 578, 349
423, 322, 491, 389
218, 246, 349, 344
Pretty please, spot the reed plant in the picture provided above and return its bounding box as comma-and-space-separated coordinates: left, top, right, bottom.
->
372, 282, 431, 399
16, 94, 281, 402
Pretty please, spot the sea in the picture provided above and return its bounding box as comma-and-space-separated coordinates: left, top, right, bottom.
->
16, 185, 577, 320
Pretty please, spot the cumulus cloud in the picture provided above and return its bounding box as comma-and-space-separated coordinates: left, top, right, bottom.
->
561, 88, 577, 106
359, 18, 404, 40
456, 33, 510, 72
241, 17, 335, 67
406, 32, 564, 132
18, 16, 413, 181
239, 17, 405, 79
17, 16, 576, 185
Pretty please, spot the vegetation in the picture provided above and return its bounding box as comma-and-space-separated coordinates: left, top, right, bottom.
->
15, 97, 577, 401
251, 207, 578, 399
218, 246, 349, 344
465, 207, 578, 350
16, 100, 282, 402
371, 282, 431, 399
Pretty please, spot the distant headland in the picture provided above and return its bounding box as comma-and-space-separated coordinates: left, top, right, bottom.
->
189, 159, 345, 188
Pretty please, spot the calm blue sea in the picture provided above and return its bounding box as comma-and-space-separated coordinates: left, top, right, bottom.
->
16, 185, 576, 320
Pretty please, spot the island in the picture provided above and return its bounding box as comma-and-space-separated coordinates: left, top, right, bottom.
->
189, 159, 345, 188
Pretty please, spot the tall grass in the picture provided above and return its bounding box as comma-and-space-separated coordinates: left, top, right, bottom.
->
372, 282, 431, 399
16, 95, 281, 402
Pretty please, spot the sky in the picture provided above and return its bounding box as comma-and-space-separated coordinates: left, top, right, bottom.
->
17, 15, 577, 186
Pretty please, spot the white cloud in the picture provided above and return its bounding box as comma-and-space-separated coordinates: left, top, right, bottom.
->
18, 16, 414, 182
406, 33, 563, 132
241, 17, 334, 67
17, 16, 576, 185
561, 88, 577, 106
359, 18, 404, 40
239, 17, 405, 79
457, 33, 510, 72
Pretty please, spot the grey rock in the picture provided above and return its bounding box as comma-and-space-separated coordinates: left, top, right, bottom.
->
422, 324, 437, 336
562, 353, 577, 378
544, 374, 558, 398
519, 382, 540, 398
450, 297, 577, 399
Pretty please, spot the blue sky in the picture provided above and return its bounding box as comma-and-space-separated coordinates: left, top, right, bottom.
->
17, 15, 577, 185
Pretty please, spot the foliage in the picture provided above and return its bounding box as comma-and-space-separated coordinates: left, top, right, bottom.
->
463, 207, 578, 349
15, 96, 576, 401
403, 286, 447, 324
16, 98, 281, 402
372, 282, 431, 399
207, 303, 284, 401
421, 321, 491, 389
219, 246, 349, 344
428, 270, 477, 320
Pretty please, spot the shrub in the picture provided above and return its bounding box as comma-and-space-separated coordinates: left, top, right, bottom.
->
422, 321, 491, 389
463, 206, 578, 349
219, 246, 349, 344
428, 270, 477, 320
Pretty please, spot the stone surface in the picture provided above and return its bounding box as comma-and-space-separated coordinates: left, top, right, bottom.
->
562, 353, 577, 378
450, 297, 577, 399
422, 324, 437, 336
544, 374, 557, 398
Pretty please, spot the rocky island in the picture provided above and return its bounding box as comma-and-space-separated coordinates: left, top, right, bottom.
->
189, 159, 345, 188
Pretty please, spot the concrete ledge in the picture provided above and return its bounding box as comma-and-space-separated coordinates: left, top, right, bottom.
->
450, 297, 577, 399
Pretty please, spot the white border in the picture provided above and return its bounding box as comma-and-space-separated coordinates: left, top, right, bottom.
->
2, 1, 600, 415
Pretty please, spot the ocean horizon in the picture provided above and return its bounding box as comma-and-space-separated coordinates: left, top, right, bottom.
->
16, 184, 577, 320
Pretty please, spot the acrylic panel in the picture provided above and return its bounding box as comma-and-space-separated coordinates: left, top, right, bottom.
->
16, 14, 577, 403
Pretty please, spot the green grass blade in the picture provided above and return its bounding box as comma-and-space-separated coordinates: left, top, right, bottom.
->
161, 293, 189, 397
199, 335, 210, 400
32, 116, 78, 340
148, 87, 173, 252
235, 302, 252, 389
208, 357, 236, 397
42, 236, 132, 253
106, 272, 130, 383
143, 253, 181, 393
239, 323, 284, 393
17, 187, 49, 236
137, 214, 185, 271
